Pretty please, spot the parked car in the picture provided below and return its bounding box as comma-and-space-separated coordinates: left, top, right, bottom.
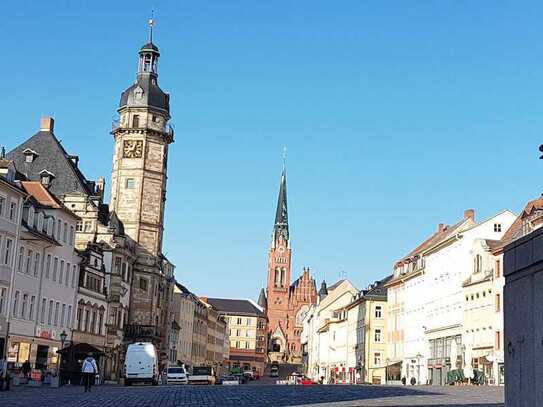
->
124, 342, 159, 386
164, 367, 188, 385
188, 366, 216, 385
220, 375, 240, 385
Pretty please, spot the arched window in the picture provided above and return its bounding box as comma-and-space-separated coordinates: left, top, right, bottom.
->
274, 268, 280, 287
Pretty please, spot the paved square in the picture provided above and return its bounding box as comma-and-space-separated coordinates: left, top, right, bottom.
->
1, 384, 504, 407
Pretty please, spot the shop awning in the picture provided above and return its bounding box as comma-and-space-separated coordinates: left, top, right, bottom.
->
57, 343, 104, 356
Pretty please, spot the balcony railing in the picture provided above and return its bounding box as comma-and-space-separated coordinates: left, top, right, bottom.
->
124, 324, 161, 341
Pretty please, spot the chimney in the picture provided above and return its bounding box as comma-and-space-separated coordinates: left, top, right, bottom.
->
40, 117, 55, 132
438, 223, 445, 232
464, 209, 475, 221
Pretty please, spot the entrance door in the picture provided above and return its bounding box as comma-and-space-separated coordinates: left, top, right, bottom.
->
35, 345, 49, 370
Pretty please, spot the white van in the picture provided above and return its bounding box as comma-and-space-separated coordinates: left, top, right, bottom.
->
124, 342, 159, 386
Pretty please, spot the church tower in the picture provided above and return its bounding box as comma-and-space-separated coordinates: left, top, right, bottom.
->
110, 23, 174, 328
266, 166, 292, 353
264, 163, 317, 363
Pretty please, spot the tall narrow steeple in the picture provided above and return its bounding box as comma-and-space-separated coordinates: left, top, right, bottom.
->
273, 167, 289, 244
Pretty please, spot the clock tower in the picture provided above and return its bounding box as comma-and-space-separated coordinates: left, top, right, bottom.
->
110, 28, 174, 327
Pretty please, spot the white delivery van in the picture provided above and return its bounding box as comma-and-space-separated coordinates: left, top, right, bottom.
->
124, 342, 159, 386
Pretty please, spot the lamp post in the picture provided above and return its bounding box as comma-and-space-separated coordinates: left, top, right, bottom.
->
58, 330, 67, 382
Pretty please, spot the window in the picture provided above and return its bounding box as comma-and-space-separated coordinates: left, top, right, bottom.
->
54, 302, 60, 326
12, 291, 19, 317
495, 260, 501, 278
77, 307, 82, 330
152, 115, 158, 123
25, 154, 34, 163
3, 238, 13, 265
496, 331, 501, 350
65, 263, 70, 285
9, 201, 17, 221
0, 287, 6, 314
63, 222, 68, 243
84, 310, 90, 331
61, 304, 66, 327
25, 249, 32, 274
235, 341, 240, 349
67, 306, 72, 328
132, 115, 140, 127
98, 312, 104, 335
375, 305, 382, 318
48, 300, 53, 325
29, 296, 35, 320
17, 247, 24, 272
374, 352, 382, 365
121, 262, 127, 281
72, 265, 77, 287
0, 196, 5, 217
245, 342, 250, 349
28, 206, 35, 228
20, 294, 28, 319
70, 225, 74, 245
40, 298, 46, 323
496, 293, 501, 313
37, 213, 44, 231
237, 317, 242, 325
76, 221, 83, 232
83, 220, 92, 232
139, 278, 148, 291
494, 223, 502, 233
34, 252, 40, 277
91, 311, 97, 333
59, 260, 64, 284
53, 257, 58, 281
125, 178, 135, 189
246, 318, 251, 325
474, 254, 482, 273
45, 254, 51, 279
374, 329, 382, 342
57, 219, 61, 240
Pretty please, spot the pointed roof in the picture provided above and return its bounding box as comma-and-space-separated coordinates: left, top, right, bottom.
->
7, 129, 96, 198
495, 196, 543, 251
273, 168, 289, 242
257, 288, 267, 309
318, 280, 328, 299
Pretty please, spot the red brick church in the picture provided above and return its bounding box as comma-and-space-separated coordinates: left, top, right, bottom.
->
257, 166, 317, 363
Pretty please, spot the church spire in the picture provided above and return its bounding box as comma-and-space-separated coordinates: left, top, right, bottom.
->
273, 162, 289, 244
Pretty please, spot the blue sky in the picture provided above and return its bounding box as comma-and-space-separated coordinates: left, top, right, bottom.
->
2, 1, 543, 299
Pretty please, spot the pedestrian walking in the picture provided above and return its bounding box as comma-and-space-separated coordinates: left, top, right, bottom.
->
21, 360, 31, 379
81, 353, 98, 392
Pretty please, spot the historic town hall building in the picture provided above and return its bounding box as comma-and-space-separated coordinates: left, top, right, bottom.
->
258, 167, 317, 363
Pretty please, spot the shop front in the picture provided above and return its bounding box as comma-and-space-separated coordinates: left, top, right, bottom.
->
7, 335, 60, 372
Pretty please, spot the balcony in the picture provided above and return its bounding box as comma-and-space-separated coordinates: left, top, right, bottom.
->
124, 324, 162, 341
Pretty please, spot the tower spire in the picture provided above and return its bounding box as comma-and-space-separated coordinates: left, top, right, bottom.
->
148, 10, 155, 43
273, 153, 289, 243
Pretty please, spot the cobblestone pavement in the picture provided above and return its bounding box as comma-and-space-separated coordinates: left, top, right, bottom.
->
1, 384, 504, 407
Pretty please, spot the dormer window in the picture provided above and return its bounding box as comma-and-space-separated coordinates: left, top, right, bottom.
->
22, 148, 38, 163
494, 223, 502, 232
39, 170, 55, 187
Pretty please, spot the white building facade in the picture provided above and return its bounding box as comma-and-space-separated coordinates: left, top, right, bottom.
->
6, 181, 80, 373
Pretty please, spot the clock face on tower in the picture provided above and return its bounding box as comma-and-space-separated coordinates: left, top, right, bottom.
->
123, 140, 143, 158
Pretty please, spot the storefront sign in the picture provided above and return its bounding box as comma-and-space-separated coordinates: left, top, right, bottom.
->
39, 330, 52, 339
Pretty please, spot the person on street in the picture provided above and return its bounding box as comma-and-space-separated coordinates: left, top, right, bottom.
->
81, 353, 98, 392
21, 360, 31, 379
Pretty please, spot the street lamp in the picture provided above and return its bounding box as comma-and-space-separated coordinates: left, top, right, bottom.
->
60, 330, 67, 348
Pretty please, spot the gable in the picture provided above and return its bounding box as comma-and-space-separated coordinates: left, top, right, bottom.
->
7, 131, 95, 198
